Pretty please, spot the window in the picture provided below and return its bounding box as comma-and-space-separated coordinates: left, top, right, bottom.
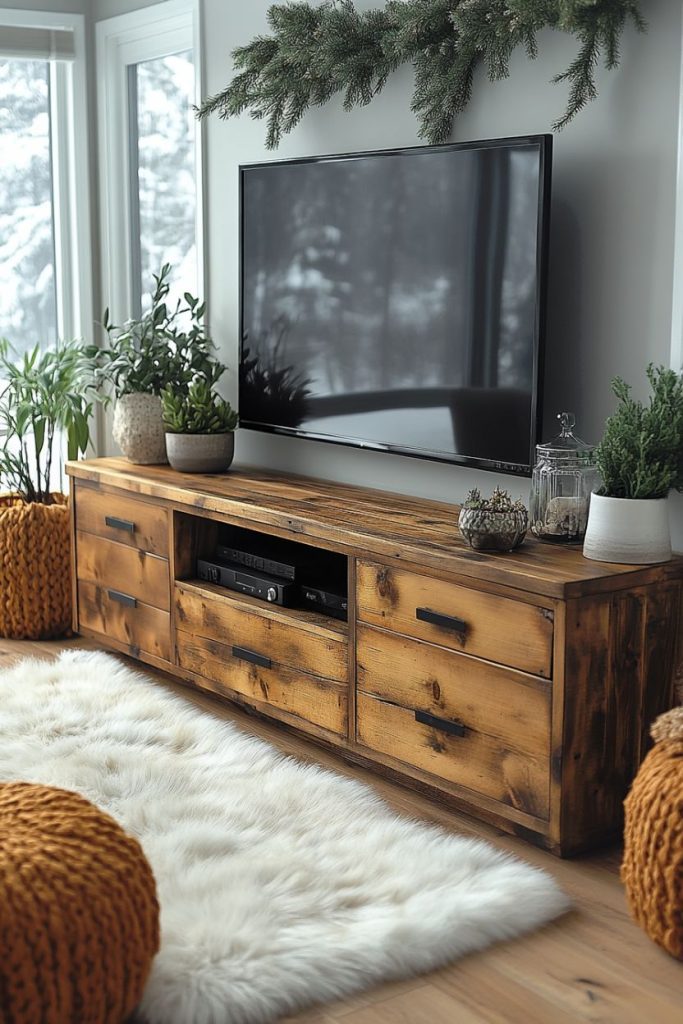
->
0, 11, 92, 484
0, 59, 56, 352
131, 49, 197, 312
97, 0, 204, 321
0, 11, 92, 353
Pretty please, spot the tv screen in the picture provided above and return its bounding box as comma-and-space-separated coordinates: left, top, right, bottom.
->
239, 136, 551, 474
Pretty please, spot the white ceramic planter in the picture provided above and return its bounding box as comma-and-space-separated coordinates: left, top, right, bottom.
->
583, 492, 672, 564
112, 393, 168, 465
165, 432, 235, 474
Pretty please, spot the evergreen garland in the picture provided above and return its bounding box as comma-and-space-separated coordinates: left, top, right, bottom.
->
198, 0, 645, 148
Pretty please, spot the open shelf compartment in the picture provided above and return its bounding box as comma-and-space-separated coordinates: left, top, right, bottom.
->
173, 510, 349, 626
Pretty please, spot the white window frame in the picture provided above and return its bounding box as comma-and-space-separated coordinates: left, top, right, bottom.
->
96, 0, 205, 326
0, 8, 93, 349
671, 32, 683, 373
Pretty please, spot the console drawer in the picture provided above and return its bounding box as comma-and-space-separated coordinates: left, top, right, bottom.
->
74, 485, 168, 557
76, 532, 170, 611
176, 630, 347, 736
174, 581, 348, 736
356, 624, 551, 818
174, 581, 348, 682
78, 580, 171, 662
356, 561, 554, 677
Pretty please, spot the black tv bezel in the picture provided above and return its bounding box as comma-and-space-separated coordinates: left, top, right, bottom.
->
238, 134, 552, 477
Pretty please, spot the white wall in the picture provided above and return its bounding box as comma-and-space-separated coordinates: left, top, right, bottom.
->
95, 0, 683, 546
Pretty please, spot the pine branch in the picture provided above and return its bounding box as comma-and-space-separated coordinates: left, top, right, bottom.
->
552, 27, 600, 129
197, 0, 646, 148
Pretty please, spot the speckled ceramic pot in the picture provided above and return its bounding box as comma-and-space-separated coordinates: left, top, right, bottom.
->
165, 432, 235, 474
458, 506, 528, 553
112, 393, 168, 465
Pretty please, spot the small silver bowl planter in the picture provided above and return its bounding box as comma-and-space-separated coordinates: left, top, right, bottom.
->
458, 506, 528, 553
165, 432, 235, 474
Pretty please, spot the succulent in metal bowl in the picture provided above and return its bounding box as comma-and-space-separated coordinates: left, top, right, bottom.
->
458, 487, 528, 553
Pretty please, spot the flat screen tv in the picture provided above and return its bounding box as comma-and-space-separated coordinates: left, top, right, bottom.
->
239, 135, 552, 475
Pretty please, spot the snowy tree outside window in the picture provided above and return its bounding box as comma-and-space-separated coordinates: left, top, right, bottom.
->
0, 59, 58, 354
131, 50, 197, 314
96, 1, 200, 374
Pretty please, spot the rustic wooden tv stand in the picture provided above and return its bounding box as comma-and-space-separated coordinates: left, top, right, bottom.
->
66, 458, 683, 856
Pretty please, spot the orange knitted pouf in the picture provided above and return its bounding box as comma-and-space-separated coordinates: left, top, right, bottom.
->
0, 782, 160, 1023
622, 707, 683, 960
0, 495, 71, 640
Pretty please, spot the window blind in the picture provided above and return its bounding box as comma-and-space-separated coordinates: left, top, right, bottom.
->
0, 26, 75, 61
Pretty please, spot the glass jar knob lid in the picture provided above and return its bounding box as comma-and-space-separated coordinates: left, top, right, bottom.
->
537, 412, 595, 455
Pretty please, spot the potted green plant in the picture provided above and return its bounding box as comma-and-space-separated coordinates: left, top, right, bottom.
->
0, 338, 99, 638
92, 265, 218, 465
162, 378, 238, 473
458, 486, 528, 552
583, 365, 683, 564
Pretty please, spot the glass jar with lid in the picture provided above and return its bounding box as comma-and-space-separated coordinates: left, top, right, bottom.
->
530, 413, 601, 544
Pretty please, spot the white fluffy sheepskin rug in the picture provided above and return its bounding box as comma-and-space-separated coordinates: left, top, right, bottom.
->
0, 651, 569, 1024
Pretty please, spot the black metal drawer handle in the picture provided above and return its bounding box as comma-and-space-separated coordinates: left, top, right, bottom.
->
232, 646, 271, 670
105, 515, 135, 533
108, 589, 137, 608
415, 709, 466, 738
416, 607, 467, 637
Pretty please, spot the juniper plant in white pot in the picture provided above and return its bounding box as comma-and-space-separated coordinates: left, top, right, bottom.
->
162, 378, 238, 473
583, 365, 683, 564
91, 265, 219, 464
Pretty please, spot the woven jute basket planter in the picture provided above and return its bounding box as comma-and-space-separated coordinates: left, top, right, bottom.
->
622, 706, 683, 960
0, 494, 71, 640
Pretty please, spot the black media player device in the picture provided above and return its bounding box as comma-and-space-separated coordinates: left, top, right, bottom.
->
299, 582, 348, 621
216, 525, 320, 581
196, 559, 298, 606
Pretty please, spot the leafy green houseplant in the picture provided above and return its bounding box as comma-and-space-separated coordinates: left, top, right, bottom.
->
92, 264, 222, 465
584, 365, 683, 564
458, 486, 528, 553
162, 379, 238, 474
162, 379, 238, 435
0, 338, 100, 639
0, 338, 98, 502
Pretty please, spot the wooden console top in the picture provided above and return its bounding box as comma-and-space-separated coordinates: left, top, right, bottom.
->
68, 457, 681, 600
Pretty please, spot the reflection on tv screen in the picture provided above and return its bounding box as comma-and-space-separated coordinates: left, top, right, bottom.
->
240, 140, 548, 469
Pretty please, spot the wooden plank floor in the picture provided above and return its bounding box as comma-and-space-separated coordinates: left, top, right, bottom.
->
2, 637, 681, 1023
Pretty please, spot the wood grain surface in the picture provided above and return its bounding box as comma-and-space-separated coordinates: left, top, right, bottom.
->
66, 462, 683, 855
67, 459, 683, 599
357, 559, 554, 676
74, 483, 169, 556
77, 580, 171, 662
175, 580, 348, 682
555, 583, 683, 854
176, 629, 347, 736
357, 691, 550, 819
76, 531, 171, 611
357, 623, 551, 758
